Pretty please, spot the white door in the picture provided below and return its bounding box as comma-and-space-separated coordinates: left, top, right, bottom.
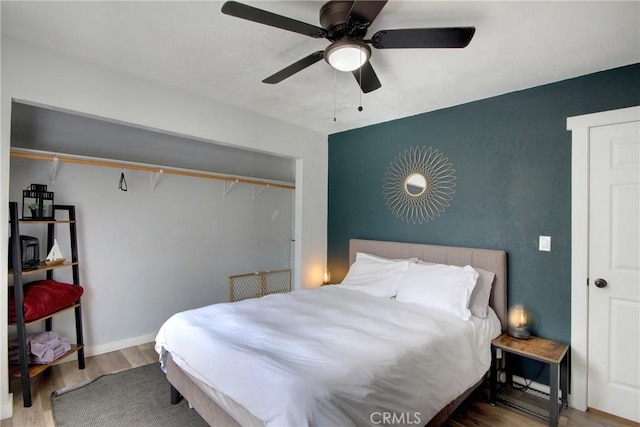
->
588, 120, 640, 422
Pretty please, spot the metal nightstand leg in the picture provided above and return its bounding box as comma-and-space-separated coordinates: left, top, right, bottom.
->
550, 362, 559, 426
560, 351, 569, 410
490, 345, 497, 405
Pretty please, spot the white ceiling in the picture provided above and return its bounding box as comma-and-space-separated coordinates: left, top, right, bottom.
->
2, 1, 639, 135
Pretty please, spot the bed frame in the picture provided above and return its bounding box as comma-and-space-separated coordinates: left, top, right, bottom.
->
166, 239, 508, 426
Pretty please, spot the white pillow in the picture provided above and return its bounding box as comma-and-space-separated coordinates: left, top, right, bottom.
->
356, 252, 419, 263
340, 253, 410, 298
395, 262, 479, 320
417, 260, 495, 318
468, 268, 496, 318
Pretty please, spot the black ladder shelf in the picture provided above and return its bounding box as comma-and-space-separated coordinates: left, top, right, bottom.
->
8, 202, 85, 407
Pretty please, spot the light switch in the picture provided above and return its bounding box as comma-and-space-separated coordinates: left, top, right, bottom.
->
539, 235, 551, 251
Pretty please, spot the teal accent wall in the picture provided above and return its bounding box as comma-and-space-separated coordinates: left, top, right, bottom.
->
328, 64, 640, 349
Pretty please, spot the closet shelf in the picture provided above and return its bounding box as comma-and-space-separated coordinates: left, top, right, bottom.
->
11, 148, 295, 190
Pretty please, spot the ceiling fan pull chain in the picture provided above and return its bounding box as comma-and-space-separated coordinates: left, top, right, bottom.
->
358, 54, 363, 112
333, 68, 337, 122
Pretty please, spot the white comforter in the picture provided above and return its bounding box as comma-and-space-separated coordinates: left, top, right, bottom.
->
155, 286, 500, 427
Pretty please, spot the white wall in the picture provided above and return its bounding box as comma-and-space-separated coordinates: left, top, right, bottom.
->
1, 36, 328, 418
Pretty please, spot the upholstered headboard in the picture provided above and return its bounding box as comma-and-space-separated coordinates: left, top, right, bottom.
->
349, 239, 508, 331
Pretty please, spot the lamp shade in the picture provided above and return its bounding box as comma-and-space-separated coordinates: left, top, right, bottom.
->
324, 39, 371, 72
508, 304, 531, 339
509, 304, 527, 328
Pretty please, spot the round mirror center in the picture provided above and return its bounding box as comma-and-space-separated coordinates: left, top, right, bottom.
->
404, 173, 428, 196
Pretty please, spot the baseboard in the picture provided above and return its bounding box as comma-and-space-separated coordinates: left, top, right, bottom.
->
0, 393, 13, 420
511, 374, 551, 395
55, 332, 157, 363
84, 332, 157, 357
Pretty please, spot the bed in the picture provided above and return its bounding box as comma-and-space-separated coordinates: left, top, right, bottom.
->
155, 239, 507, 426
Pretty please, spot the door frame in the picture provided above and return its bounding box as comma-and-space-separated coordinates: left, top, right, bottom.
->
567, 105, 640, 411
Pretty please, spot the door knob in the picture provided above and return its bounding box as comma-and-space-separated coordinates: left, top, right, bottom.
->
594, 278, 608, 288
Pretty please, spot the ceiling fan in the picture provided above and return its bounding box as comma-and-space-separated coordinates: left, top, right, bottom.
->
221, 1, 475, 93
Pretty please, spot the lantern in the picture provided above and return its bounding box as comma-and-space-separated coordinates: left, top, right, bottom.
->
22, 184, 54, 220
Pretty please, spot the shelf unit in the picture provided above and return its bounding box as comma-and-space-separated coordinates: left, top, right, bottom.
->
8, 202, 85, 407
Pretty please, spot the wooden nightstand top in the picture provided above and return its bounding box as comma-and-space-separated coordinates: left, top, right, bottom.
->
492, 333, 569, 364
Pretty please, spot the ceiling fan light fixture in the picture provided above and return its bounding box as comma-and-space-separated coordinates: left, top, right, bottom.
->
324, 39, 371, 72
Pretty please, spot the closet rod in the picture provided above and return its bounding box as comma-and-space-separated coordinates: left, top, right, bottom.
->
10, 149, 295, 190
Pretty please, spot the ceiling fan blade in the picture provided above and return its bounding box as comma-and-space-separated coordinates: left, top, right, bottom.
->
371, 27, 476, 49
263, 51, 325, 84
352, 61, 381, 93
221, 1, 326, 38
348, 0, 388, 26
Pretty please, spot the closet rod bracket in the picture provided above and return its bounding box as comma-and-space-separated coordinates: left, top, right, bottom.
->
50, 156, 59, 184
151, 169, 163, 192
252, 184, 269, 200
223, 180, 239, 198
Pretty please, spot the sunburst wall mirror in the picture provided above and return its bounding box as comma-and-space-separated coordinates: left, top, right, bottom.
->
383, 146, 456, 224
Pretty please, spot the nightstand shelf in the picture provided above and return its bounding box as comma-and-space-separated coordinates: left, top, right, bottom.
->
490, 333, 569, 427
495, 381, 555, 420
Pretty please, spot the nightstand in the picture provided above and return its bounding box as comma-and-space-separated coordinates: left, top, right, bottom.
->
490, 333, 569, 427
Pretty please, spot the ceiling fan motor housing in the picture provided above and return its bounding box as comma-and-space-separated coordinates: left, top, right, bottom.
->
320, 0, 368, 41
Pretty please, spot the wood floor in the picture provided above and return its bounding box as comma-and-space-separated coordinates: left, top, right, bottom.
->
4, 343, 637, 427
4, 342, 157, 427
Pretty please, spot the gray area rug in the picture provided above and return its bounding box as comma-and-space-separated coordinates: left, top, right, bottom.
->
51, 363, 209, 426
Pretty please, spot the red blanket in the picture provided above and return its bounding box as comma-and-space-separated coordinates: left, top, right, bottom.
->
9, 280, 83, 323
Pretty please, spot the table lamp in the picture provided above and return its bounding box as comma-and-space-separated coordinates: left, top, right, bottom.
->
508, 304, 531, 339
322, 269, 331, 286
